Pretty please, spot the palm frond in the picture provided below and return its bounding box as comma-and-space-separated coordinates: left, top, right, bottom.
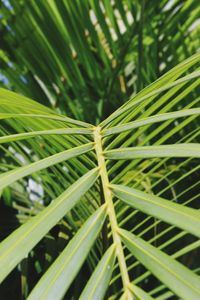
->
0, 50, 199, 299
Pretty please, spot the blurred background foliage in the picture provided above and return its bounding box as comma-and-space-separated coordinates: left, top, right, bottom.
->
0, 0, 200, 123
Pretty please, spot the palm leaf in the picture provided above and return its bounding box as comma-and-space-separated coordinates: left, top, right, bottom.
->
111, 184, 200, 238
0, 26, 200, 300
0, 168, 99, 283
79, 244, 116, 300
119, 229, 200, 300
28, 205, 106, 300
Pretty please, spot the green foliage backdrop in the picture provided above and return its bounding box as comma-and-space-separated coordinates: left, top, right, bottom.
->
1, 0, 200, 122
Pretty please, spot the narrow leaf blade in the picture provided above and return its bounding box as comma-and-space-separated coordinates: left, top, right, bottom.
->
105, 144, 200, 159
103, 108, 200, 136
0, 143, 94, 190
0, 168, 99, 283
28, 205, 107, 300
119, 229, 200, 300
0, 128, 93, 144
111, 184, 200, 238
129, 284, 154, 300
79, 244, 116, 300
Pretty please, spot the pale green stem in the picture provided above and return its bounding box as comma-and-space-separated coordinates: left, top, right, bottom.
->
94, 126, 133, 300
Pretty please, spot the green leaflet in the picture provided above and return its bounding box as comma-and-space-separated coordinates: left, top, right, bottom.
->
111, 184, 200, 238
101, 63, 200, 127
128, 284, 154, 300
0, 113, 65, 121
102, 108, 200, 136
0, 143, 94, 190
0, 168, 99, 283
28, 205, 107, 300
79, 244, 116, 300
119, 229, 200, 300
105, 144, 200, 159
0, 113, 92, 127
0, 128, 93, 144
0, 88, 53, 112
0, 88, 92, 127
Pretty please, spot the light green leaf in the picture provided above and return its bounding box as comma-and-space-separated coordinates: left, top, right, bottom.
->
0, 1, 200, 299
101, 67, 200, 127
79, 244, 116, 300
105, 144, 200, 159
111, 184, 200, 238
0, 112, 92, 127
0, 168, 99, 283
0, 128, 93, 144
128, 284, 154, 300
103, 108, 200, 136
0, 88, 92, 127
0, 143, 94, 190
119, 229, 200, 300
28, 205, 107, 300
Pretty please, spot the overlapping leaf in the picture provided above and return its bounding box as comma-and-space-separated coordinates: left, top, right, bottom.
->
0, 7, 200, 299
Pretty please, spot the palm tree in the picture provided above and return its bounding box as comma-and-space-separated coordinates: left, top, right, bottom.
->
0, 1, 200, 299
